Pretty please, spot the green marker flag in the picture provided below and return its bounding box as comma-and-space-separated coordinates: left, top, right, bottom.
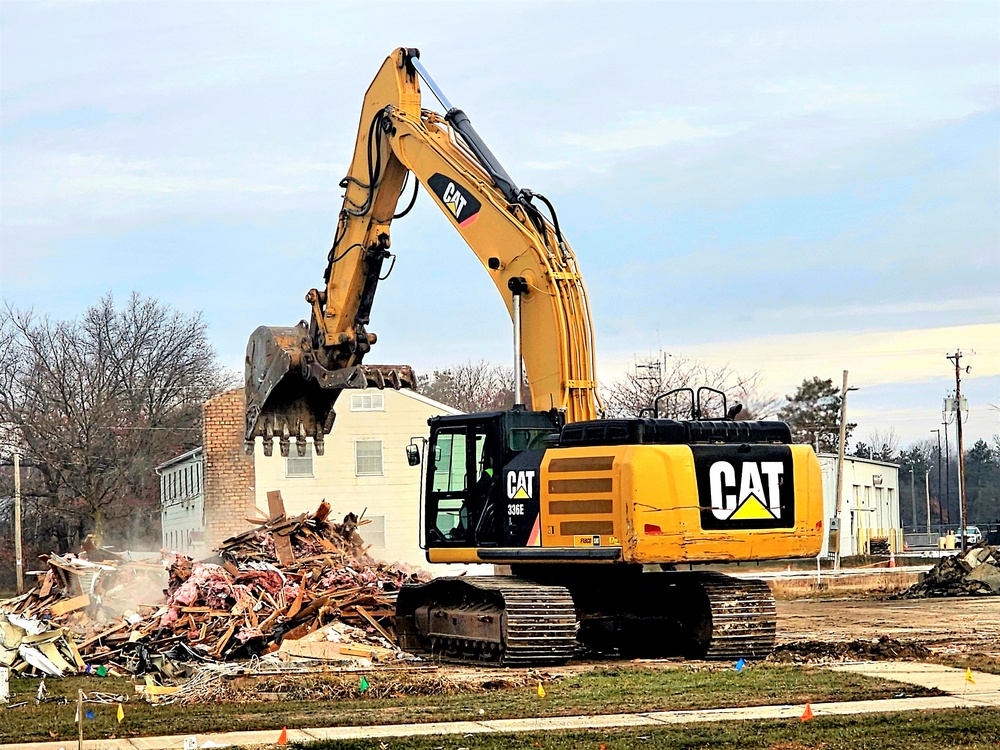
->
359, 676, 370, 693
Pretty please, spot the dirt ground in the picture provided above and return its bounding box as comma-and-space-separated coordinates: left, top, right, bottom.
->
776, 596, 1000, 657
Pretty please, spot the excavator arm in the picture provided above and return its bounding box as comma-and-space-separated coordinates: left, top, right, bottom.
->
245, 48, 601, 457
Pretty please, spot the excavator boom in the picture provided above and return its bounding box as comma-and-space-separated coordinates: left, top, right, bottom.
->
245, 48, 601, 456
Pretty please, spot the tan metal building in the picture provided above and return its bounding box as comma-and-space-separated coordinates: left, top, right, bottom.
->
818, 453, 901, 558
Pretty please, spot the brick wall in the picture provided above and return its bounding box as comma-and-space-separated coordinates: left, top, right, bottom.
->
203, 388, 255, 549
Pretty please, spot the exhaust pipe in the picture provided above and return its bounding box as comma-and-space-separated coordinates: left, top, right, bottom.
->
508, 277, 529, 407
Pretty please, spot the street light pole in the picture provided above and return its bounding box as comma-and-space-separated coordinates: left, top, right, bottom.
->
909, 463, 916, 531
924, 469, 931, 536
832, 370, 857, 571
14, 450, 24, 594
930, 428, 941, 532
942, 418, 950, 525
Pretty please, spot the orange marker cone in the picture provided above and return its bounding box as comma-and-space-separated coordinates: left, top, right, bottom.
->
889, 549, 896, 568
278, 727, 288, 745
801, 703, 814, 722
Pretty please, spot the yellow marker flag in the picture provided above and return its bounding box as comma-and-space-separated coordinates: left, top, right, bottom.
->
537, 681, 545, 698
965, 668, 976, 685
116, 703, 125, 723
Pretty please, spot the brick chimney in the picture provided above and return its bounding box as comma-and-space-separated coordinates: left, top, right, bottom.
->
203, 388, 256, 549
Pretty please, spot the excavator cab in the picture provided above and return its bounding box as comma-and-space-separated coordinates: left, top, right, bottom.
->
422, 409, 562, 550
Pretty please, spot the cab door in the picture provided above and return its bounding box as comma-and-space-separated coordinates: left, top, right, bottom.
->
424, 420, 502, 547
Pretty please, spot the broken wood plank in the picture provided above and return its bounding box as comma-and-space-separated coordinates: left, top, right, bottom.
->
286, 584, 305, 619
267, 490, 286, 521
355, 605, 394, 643
207, 622, 237, 659
77, 621, 128, 650
273, 532, 295, 566
38, 571, 54, 598
49, 595, 90, 617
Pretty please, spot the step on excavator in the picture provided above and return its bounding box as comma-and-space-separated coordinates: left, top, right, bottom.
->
245, 48, 823, 665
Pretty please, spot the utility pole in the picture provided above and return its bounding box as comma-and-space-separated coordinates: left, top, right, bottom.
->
14, 450, 24, 594
908, 462, 916, 531
930, 428, 941, 532
947, 351, 969, 554
832, 370, 856, 571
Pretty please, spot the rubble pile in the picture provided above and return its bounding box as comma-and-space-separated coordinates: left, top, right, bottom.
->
0, 499, 429, 678
153, 500, 426, 662
899, 545, 1000, 598
769, 636, 931, 664
1, 552, 166, 676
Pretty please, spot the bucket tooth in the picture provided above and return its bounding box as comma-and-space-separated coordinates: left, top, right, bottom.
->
279, 423, 290, 458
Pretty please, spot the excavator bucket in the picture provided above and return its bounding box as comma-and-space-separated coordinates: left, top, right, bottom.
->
244, 324, 415, 457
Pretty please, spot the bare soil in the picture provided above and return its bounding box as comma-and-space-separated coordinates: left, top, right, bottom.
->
775, 596, 1000, 659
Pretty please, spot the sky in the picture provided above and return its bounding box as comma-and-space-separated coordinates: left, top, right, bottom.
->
1, 1, 998, 447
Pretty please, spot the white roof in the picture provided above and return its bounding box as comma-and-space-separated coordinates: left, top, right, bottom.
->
392, 388, 463, 416
155, 446, 204, 472
817, 452, 899, 470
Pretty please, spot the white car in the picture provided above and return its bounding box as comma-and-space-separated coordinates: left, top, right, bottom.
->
960, 526, 984, 546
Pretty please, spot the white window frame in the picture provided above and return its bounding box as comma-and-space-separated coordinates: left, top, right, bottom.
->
354, 439, 384, 476
286, 443, 315, 478
350, 393, 385, 412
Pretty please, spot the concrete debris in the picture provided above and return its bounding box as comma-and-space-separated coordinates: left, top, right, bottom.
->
897, 545, 1000, 598
0, 497, 430, 679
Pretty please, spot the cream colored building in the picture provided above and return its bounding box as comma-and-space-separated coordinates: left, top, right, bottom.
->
818, 453, 901, 557
253, 388, 486, 574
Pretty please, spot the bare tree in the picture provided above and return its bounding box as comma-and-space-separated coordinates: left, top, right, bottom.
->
0, 293, 233, 550
602, 354, 780, 420
417, 360, 526, 413
866, 428, 900, 462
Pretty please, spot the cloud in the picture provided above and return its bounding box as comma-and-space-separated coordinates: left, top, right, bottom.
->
559, 113, 724, 154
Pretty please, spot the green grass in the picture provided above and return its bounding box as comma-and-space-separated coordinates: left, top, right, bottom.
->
296, 709, 1000, 749
930, 652, 1000, 676
1, 665, 939, 743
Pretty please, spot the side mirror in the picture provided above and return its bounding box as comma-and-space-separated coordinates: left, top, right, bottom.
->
405, 443, 421, 467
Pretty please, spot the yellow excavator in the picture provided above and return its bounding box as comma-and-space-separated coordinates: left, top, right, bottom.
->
245, 48, 824, 665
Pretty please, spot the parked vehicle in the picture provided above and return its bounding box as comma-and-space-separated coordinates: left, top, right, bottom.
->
961, 526, 984, 546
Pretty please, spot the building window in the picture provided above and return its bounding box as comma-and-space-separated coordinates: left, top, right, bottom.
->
363, 515, 387, 549
286, 443, 315, 478
355, 440, 384, 476
350, 393, 385, 411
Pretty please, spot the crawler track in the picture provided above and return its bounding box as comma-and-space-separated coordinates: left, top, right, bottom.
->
696, 573, 777, 659
395, 571, 776, 665
394, 576, 578, 666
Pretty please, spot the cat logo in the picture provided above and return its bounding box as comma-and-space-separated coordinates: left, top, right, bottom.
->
442, 182, 467, 218
709, 461, 784, 521
506, 470, 535, 500
427, 173, 482, 227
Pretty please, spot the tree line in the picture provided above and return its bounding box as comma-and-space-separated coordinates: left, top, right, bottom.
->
0, 294, 232, 587
421, 364, 1000, 529
3, 295, 996, 591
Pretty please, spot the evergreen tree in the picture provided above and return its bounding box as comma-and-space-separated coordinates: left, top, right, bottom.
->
778, 376, 855, 453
